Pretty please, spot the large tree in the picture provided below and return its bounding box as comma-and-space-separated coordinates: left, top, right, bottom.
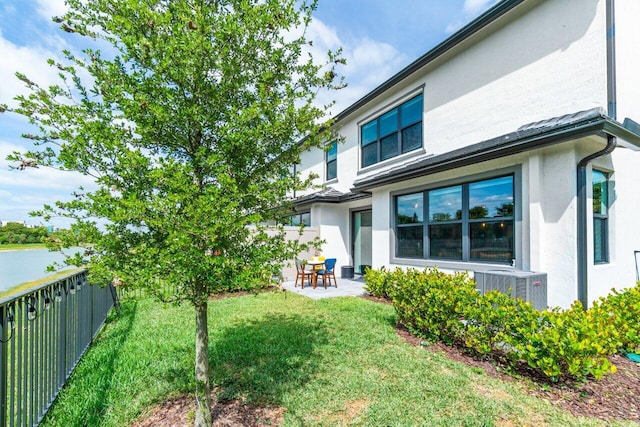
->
2, 0, 343, 424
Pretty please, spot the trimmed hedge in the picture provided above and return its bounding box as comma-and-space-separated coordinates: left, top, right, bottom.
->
364, 267, 640, 382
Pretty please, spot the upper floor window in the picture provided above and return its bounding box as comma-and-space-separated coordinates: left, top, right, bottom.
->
361, 93, 423, 168
326, 141, 337, 181
592, 170, 609, 263
395, 175, 514, 264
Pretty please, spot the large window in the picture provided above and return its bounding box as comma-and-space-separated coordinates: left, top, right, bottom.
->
326, 141, 337, 181
395, 175, 515, 264
592, 170, 609, 264
361, 94, 423, 168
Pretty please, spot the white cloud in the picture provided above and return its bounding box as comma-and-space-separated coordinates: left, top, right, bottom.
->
35, 0, 68, 21
446, 0, 501, 35
0, 139, 96, 226
0, 140, 95, 192
303, 18, 408, 116
0, 36, 63, 107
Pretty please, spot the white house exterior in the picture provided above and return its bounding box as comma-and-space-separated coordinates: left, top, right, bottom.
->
292, 0, 640, 309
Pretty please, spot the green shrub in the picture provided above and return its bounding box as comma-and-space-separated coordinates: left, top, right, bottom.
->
364, 267, 640, 382
593, 284, 640, 353
461, 289, 537, 356
501, 303, 616, 381
363, 267, 390, 298
390, 268, 477, 344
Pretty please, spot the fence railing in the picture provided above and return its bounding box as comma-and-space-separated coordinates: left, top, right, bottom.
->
0, 270, 115, 426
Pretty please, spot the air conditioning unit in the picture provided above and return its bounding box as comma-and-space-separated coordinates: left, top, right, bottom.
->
474, 270, 547, 311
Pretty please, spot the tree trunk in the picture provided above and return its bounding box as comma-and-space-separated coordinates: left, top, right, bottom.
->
194, 300, 212, 426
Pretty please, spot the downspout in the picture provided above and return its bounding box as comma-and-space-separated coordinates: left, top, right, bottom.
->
606, 0, 617, 119
576, 135, 616, 308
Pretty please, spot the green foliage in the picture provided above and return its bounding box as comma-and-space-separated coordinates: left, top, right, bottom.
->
363, 266, 404, 299
501, 303, 617, 381
592, 285, 640, 353
0, 222, 48, 244
383, 267, 478, 344
364, 268, 640, 382
4, 0, 344, 302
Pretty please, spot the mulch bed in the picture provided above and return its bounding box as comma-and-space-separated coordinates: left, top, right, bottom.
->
132, 391, 284, 427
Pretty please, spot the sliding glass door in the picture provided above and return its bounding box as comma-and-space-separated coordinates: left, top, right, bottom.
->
352, 210, 372, 275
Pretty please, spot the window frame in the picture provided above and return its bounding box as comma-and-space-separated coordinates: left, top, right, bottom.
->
592, 169, 609, 264
281, 212, 311, 227
326, 141, 337, 181
394, 173, 516, 265
360, 93, 423, 168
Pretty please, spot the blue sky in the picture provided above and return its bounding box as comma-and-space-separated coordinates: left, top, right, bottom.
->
0, 0, 498, 227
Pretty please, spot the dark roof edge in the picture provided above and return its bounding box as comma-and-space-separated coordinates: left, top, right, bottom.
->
334, 0, 526, 123
293, 190, 370, 208
351, 113, 640, 192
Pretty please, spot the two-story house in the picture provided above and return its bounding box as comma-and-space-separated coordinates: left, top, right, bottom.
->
292, 0, 640, 309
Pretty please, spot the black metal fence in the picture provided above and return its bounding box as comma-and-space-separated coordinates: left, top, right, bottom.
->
0, 270, 114, 426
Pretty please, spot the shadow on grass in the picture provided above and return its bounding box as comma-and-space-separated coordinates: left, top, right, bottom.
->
42, 301, 139, 425
210, 312, 329, 405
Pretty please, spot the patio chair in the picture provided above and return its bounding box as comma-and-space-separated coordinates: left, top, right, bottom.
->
294, 259, 313, 289
316, 258, 337, 289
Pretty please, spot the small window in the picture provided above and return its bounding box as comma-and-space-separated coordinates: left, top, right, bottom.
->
592, 170, 609, 263
281, 212, 310, 226
361, 93, 423, 167
326, 141, 337, 181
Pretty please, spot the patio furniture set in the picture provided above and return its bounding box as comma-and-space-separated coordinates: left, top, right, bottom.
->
294, 257, 337, 289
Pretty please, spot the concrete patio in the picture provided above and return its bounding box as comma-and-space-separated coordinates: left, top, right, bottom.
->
281, 276, 368, 299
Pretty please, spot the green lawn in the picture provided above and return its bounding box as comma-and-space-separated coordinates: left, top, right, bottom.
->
42, 292, 622, 426
0, 243, 47, 251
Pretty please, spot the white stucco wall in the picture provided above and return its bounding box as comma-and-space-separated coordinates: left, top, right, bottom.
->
425, 0, 606, 154
614, 0, 640, 122
308, 200, 372, 275
588, 148, 640, 302
537, 144, 580, 308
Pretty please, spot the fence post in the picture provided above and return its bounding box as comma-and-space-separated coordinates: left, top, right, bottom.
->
0, 305, 7, 425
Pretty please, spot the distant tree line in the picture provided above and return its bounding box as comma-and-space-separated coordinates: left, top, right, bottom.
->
0, 222, 49, 244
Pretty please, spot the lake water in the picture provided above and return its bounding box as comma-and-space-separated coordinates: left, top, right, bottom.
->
0, 248, 79, 292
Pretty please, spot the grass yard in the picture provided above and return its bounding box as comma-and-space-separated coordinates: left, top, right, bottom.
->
0, 243, 47, 251
41, 291, 624, 426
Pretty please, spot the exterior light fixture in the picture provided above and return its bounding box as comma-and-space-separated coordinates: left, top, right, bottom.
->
1, 305, 16, 343
43, 291, 51, 310
27, 297, 37, 321
69, 283, 76, 295
7, 309, 15, 330
54, 286, 63, 302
